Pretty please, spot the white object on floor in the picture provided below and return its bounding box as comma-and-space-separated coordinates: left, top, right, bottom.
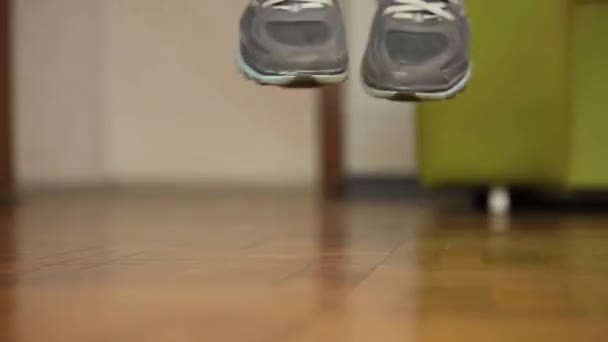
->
488, 187, 511, 216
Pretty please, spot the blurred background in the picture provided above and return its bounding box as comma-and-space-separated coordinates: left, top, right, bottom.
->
12, 0, 416, 192
0, 1, 608, 341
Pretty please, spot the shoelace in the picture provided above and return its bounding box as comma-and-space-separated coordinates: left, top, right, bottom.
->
261, 0, 333, 10
384, 0, 458, 21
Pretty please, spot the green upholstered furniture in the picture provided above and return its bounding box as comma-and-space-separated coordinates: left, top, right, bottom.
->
418, 1, 608, 196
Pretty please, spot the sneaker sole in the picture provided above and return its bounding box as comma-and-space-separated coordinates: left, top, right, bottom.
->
363, 66, 472, 102
238, 49, 348, 87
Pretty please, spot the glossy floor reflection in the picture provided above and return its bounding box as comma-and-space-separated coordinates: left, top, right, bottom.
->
1, 191, 608, 341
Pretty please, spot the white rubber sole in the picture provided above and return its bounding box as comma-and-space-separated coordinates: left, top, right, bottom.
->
363, 66, 473, 101
238, 50, 348, 86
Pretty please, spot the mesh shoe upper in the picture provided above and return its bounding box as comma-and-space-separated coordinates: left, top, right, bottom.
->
266, 21, 330, 46
386, 31, 449, 64
362, 0, 471, 92
240, 0, 348, 74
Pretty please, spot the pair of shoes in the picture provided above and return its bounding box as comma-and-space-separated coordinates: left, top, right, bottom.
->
238, 0, 471, 101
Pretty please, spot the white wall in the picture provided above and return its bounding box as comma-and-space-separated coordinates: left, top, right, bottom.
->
14, 0, 417, 189
104, 0, 317, 186
14, 0, 106, 186
14, 0, 318, 188
345, 1, 418, 176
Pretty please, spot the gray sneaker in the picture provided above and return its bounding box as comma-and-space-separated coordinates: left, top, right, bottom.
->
362, 0, 471, 101
239, 0, 348, 87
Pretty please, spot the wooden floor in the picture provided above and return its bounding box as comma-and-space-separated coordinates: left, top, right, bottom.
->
0, 190, 607, 341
